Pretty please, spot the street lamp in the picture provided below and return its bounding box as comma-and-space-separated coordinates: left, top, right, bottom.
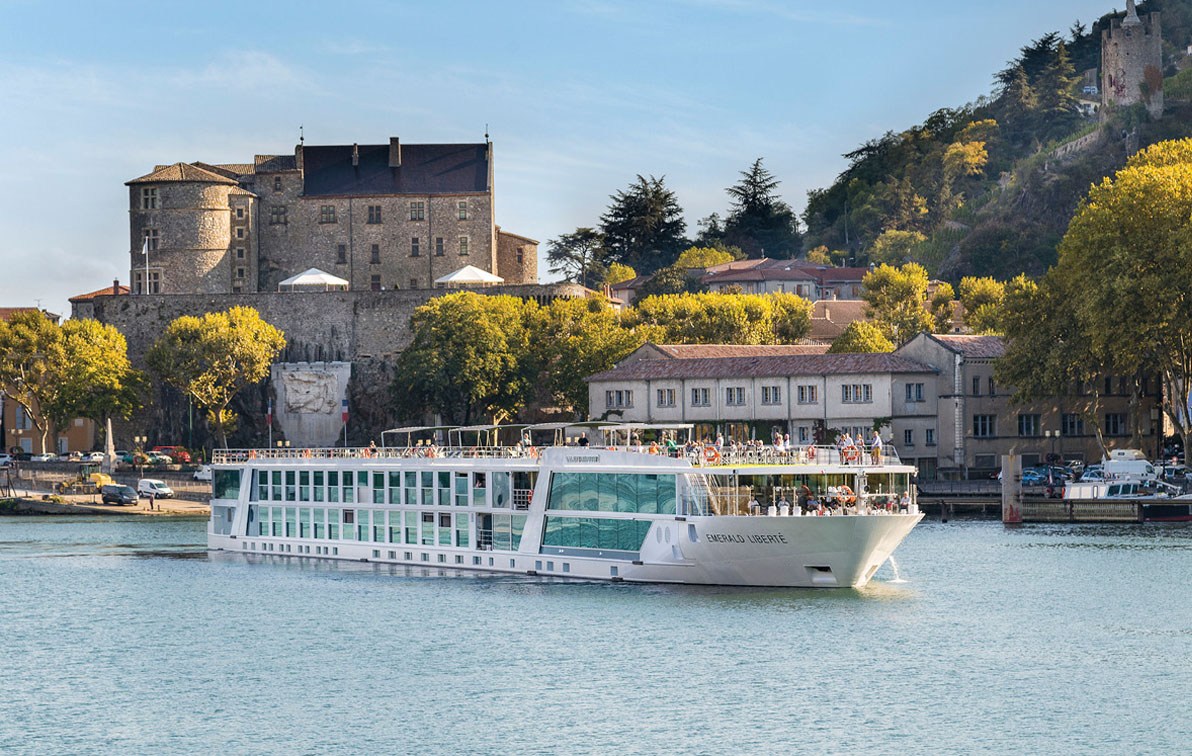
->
1044, 430, 1057, 465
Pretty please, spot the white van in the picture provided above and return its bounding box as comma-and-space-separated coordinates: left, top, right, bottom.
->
1103, 459, 1157, 482
137, 479, 174, 499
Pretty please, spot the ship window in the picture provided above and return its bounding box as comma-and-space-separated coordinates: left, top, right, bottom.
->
389, 471, 401, 503
541, 516, 652, 553
389, 512, 402, 544
455, 513, 469, 547
548, 473, 676, 514
214, 469, 241, 500
405, 552, 412, 560
437, 553, 446, 563
405, 511, 418, 544
373, 473, 386, 504
285, 507, 296, 537
299, 471, 310, 501
473, 556, 481, 565
327, 471, 339, 503
562, 563, 570, 573
271, 470, 282, 501
313, 471, 325, 502
285, 471, 296, 501
422, 511, 435, 545
255, 471, 267, 501
328, 509, 339, 540
313, 508, 325, 539
299, 508, 311, 538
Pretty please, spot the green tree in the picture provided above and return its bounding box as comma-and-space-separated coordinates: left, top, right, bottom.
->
861, 262, 944, 344
392, 293, 538, 426
673, 246, 737, 270
805, 246, 832, 265
632, 292, 809, 345
869, 229, 927, 265
46, 319, 144, 437
146, 306, 285, 449
600, 175, 688, 273
537, 297, 643, 417
827, 321, 894, 353
722, 158, 801, 258
1042, 139, 1192, 459
958, 276, 1006, 333
0, 310, 65, 452
546, 227, 606, 288
601, 262, 637, 286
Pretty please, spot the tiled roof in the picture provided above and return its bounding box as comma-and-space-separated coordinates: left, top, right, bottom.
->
69, 284, 129, 302
190, 161, 250, 180
812, 299, 868, 321
0, 307, 59, 322
930, 334, 1005, 358
126, 162, 238, 185
609, 275, 652, 290
651, 344, 830, 359
254, 154, 298, 172
215, 163, 256, 175
228, 186, 258, 197
497, 229, 540, 244
587, 353, 935, 382
301, 143, 489, 196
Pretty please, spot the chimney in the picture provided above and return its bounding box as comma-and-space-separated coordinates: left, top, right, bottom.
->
352, 143, 359, 167
113, 279, 120, 295
388, 137, 401, 167
295, 143, 304, 171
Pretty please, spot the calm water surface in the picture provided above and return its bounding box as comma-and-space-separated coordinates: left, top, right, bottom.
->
1, 516, 1189, 755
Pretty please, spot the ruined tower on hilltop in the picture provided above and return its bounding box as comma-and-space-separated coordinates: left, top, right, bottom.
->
1101, 0, 1164, 119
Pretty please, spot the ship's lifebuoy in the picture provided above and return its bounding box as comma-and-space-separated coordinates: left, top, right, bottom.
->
529, 447, 539, 459
843, 446, 860, 462
703, 445, 721, 464
805, 445, 816, 460
839, 485, 856, 505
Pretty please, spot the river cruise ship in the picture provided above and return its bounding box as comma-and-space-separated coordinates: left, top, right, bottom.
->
207, 425, 922, 588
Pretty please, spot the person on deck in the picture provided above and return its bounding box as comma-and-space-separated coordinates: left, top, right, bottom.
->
578, 433, 589, 447
870, 432, 883, 464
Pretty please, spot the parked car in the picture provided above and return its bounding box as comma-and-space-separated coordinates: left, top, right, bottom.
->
101, 484, 139, 506
137, 479, 174, 499
0, 453, 12, 466
83, 451, 106, 463
192, 465, 213, 482
8, 450, 31, 461
151, 446, 192, 464
114, 450, 134, 463
1021, 469, 1046, 485
147, 452, 173, 465
30, 453, 56, 463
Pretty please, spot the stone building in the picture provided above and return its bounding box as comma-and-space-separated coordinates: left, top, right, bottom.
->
894, 333, 1162, 479
125, 138, 538, 296
1102, 0, 1164, 119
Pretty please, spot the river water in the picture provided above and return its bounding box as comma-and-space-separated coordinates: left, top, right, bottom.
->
1, 516, 1189, 755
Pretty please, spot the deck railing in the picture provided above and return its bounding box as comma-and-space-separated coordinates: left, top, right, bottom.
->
212, 443, 903, 467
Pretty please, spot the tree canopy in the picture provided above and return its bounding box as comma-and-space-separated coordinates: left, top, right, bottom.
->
47, 319, 145, 432
827, 321, 894, 354
632, 292, 811, 345
546, 227, 606, 288
146, 306, 285, 449
599, 175, 688, 274
392, 293, 539, 426
718, 158, 801, 258
536, 297, 643, 417
0, 311, 67, 452
861, 263, 952, 344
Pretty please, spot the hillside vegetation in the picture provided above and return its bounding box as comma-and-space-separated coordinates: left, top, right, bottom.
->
801, 0, 1192, 281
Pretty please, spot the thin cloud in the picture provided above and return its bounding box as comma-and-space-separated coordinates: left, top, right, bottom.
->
664, 0, 889, 27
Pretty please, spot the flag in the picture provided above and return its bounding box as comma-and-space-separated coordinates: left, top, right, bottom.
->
341, 398, 349, 423
266, 399, 272, 426
142, 235, 149, 255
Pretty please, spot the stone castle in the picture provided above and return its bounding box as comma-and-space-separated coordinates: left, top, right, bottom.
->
74, 138, 599, 448
125, 137, 537, 295
1102, 0, 1164, 119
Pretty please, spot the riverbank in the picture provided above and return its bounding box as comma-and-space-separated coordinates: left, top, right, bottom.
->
0, 494, 209, 517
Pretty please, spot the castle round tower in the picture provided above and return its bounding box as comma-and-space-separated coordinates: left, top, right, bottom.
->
125, 163, 240, 295
1101, 0, 1164, 119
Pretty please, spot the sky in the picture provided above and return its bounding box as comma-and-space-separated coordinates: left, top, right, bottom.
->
0, 0, 1108, 316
